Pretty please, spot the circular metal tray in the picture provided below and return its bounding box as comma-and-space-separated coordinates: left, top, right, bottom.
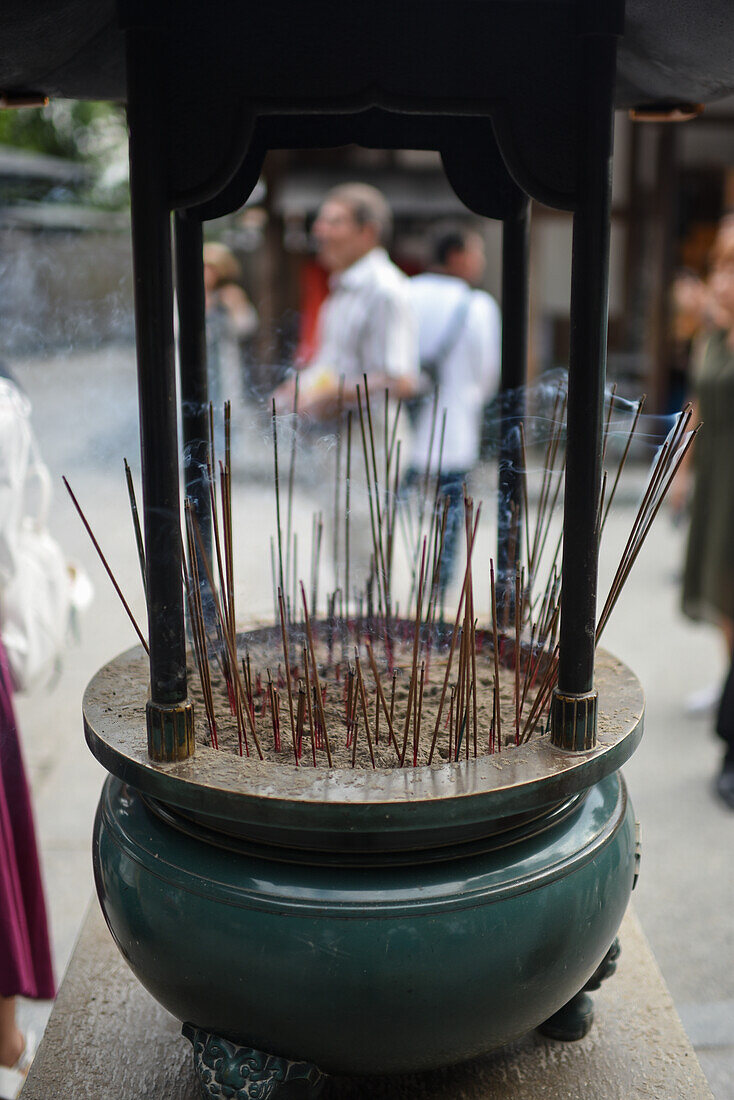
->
84, 643, 643, 851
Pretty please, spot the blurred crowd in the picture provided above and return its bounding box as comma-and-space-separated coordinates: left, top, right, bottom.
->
670, 216, 734, 808
204, 187, 734, 809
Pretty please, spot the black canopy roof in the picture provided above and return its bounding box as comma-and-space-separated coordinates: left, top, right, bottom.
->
2, 1, 732, 108
2, 1, 732, 217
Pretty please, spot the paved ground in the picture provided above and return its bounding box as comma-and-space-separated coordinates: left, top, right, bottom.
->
7, 345, 734, 1097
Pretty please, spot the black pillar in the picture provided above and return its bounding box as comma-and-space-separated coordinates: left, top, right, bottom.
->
174, 212, 211, 557
497, 197, 530, 619
127, 28, 194, 761
551, 9, 621, 751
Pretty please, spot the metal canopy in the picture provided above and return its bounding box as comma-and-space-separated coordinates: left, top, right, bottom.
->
1, 2, 734, 104
3, 1, 734, 106
118, 0, 582, 215
1, 2, 734, 214
193, 112, 526, 223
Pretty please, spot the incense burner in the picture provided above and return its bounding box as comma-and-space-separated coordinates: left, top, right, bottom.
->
85, 641, 642, 1094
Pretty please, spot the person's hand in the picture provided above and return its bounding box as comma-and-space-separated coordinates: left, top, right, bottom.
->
273, 368, 341, 418
218, 283, 253, 319
272, 376, 297, 415
297, 369, 343, 419
298, 385, 344, 420
217, 284, 258, 337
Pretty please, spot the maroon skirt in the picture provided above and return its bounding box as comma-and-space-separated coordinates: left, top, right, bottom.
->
0, 640, 55, 1000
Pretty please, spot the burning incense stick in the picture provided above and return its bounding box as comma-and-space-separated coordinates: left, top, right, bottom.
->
123, 458, 146, 598
427, 504, 482, 764
270, 537, 278, 623
520, 644, 560, 743
345, 410, 352, 622
296, 681, 306, 759
400, 538, 427, 766
300, 581, 332, 766
600, 394, 645, 533
186, 501, 262, 758
518, 422, 531, 573
362, 375, 392, 621
302, 644, 316, 766
63, 476, 149, 654
600, 382, 617, 469
272, 399, 285, 600
597, 418, 699, 641
332, 375, 344, 591
277, 587, 298, 765
188, 500, 247, 753
489, 559, 502, 751
528, 385, 566, 593
310, 512, 323, 617
413, 661, 426, 767
355, 651, 376, 768
364, 640, 400, 760
514, 565, 521, 744
356, 384, 389, 622
106, 379, 696, 768
182, 528, 218, 749
285, 376, 300, 601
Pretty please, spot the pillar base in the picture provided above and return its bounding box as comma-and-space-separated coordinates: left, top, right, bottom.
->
146, 698, 195, 761
550, 688, 597, 751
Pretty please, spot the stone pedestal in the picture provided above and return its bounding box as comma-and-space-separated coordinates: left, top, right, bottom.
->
20, 904, 713, 1100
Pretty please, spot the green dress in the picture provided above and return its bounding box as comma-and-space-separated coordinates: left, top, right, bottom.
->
682, 329, 734, 625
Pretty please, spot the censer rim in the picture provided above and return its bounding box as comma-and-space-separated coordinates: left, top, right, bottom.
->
83, 644, 643, 832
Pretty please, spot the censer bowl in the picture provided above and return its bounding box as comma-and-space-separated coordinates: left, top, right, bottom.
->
85, 643, 643, 1078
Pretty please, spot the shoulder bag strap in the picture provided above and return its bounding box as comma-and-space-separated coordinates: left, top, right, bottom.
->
428, 288, 475, 369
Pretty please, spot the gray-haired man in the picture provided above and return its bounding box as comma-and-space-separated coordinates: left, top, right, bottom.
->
276, 183, 419, 417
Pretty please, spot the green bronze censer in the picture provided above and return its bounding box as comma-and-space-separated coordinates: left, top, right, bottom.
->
85, 637, 643, 1091
69, 0, 697, 1095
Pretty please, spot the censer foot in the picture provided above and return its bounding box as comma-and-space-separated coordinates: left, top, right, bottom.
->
182, 1025, 326, 1099
538, 937, 621, 1042
538, 991, 595, 1041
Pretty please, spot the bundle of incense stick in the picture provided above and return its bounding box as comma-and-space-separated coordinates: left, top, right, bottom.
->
65, 386, 696, 767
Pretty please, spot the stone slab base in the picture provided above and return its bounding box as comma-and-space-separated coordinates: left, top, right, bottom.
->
20, 904, 713, 1100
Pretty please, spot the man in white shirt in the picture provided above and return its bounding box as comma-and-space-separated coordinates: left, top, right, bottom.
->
273, 184, 419, 599
408, 223, 502, 595
275, 183, 419, 417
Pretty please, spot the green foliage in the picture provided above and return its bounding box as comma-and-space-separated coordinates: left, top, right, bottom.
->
0, 100, 129, 206
0, 100, 125, 162
0, 107, 71, 158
